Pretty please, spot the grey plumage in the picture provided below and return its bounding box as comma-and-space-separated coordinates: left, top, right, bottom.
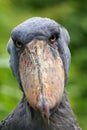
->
0, 17, 81, 130
8, 17, 70, 87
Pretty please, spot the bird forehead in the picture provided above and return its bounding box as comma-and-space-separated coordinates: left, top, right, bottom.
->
15, 17, 59, 30
11, 17, 60, 41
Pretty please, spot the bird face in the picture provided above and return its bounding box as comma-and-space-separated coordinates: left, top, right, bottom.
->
7, 17, 71, 120
19, 40, 64, 119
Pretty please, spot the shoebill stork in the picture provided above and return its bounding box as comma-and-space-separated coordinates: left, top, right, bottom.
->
0, 17, 81, 130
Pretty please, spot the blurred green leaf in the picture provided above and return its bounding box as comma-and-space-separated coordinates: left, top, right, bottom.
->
0, 1, 87, 129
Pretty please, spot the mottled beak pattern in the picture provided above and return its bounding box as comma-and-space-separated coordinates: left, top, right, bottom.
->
19, 40, 64, 119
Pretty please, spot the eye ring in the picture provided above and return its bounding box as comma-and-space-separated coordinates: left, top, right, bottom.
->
15, 41, 23, 48
49, 35, 57, 43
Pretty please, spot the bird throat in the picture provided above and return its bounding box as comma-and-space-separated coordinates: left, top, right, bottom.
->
19, 40, 64, 120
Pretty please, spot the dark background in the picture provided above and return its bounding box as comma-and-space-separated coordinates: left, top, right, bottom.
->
0, 1, 87, 129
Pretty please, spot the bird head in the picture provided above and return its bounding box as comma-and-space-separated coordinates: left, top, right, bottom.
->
7, 17, 71, 120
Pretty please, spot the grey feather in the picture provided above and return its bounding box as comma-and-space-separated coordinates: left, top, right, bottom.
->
0, 17, 81, 130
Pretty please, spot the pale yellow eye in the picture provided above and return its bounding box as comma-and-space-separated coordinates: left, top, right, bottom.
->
50, 35, 57, 43
15, 41, 23, 48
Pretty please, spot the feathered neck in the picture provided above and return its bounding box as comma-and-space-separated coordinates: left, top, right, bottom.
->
0, 91, 81, 130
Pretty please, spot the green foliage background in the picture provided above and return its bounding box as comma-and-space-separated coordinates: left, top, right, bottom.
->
0, 0, 87, 129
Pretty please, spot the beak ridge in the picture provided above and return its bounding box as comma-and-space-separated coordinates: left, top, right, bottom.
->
19, 40, 65, 119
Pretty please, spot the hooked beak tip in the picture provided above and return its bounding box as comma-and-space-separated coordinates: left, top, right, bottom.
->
36, 100, 50, 121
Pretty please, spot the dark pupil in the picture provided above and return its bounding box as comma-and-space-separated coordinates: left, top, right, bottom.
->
51, 35, 55, 40
16, 41, 22, 47
50, 35, 57, 43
